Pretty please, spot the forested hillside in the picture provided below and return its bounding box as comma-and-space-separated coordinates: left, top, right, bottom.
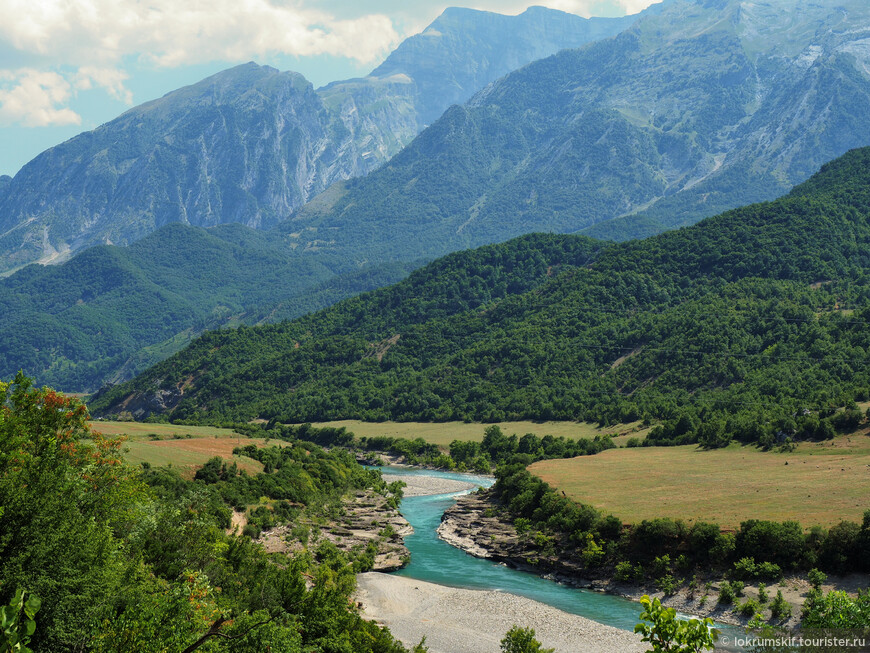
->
92, 148, 870, 449
0, 223, 417, 391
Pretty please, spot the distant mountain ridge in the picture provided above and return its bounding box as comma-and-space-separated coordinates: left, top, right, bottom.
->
285, 0, 870, 259
0, 66, 359, 272
0, 5, 644, 273
362, 5, 641, 129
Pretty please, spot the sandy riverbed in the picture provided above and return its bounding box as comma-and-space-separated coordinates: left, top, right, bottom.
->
387, 474, 478, 497
355, 572, 646, 653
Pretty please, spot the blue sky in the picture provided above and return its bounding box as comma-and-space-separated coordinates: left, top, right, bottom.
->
0, 0, 654, 177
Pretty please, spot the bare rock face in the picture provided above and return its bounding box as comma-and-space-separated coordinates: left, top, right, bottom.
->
0, 7, 641, 273
0, 64, 373, 271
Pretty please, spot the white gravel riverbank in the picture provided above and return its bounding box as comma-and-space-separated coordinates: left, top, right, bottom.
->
388, 474, 478, 497
355, 572, 646, 653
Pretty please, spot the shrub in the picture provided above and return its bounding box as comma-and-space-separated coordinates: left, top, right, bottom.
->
736, 520, 805, 569
801, 589, 870, 629
738, 598, 760, 617
770, 590, 791, 620
499, 625, 554, 653
808, 568, 827, 590
733, 557, 757, 580
632, 518, 687, 557
581, 533, 605, 568
756, 561, 783, 581
718, 582, 736, 605
819, 521, 861, 574
614, 561, 634, 583
655, 574, 681, 596
651, 554, 672, 577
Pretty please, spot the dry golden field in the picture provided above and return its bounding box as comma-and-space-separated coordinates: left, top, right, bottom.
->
529, 435, 870, 529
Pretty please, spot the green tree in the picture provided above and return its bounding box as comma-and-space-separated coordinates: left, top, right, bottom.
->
500, 626, 554, 653
802, 589, 870, 629
0, 373, 141, 650
634, 595, 718, 652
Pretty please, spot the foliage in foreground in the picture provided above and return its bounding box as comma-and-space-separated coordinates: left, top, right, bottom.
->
0, 589, 41, 653
635, 595, 718, 653
0, 374, 412, 652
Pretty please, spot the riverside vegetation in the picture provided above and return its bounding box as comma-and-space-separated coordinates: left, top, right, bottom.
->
84, 146, 870, 641
116, 416, 870, 621
3, 380, 867, 651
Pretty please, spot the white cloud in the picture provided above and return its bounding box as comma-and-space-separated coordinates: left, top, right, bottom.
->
0, 69, 81, 126
0, 0, 401, 127
0, 0, 658, 129
462, 0, 658, 19
0, 0, 400, 69
74, 67, 133, 104
615, 0, 660, 14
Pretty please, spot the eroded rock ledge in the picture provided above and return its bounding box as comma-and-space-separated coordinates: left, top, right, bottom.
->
437, 489, 588, 579
255, 488, 413, 572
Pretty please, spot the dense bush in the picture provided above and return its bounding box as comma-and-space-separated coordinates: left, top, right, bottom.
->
0, 375, 414, 653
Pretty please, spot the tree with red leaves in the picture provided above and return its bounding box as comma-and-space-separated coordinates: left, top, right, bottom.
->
0, 372, 140, 651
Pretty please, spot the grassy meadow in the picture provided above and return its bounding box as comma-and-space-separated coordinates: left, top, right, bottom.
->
90, 420, 241, 439
309, 419, 649, 447
90, 420, 274, 477
529, 434, 870, 529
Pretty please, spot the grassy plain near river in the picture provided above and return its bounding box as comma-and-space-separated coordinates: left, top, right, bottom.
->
93, 417, 651, 477
309, 420, 650, 447
529, 434, 870, 529
90, 420, 269, 477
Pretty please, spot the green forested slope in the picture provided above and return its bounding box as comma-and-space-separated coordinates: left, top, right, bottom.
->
0, 223, 417, 391
92, 148, 870, 447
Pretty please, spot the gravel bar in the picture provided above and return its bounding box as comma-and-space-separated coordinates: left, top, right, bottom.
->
355, 572, 646, 653
388, 474, 477, 497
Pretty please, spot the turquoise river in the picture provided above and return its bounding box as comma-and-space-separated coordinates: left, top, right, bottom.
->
379, 466, 745, 651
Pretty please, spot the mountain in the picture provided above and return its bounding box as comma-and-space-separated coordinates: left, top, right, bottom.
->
0, 64, 379, 273
0, 7, 646, 274
284, 0, 870, 262
91, 147, 870, 450
360, 5, 641, 130
0, 222, 417, 391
